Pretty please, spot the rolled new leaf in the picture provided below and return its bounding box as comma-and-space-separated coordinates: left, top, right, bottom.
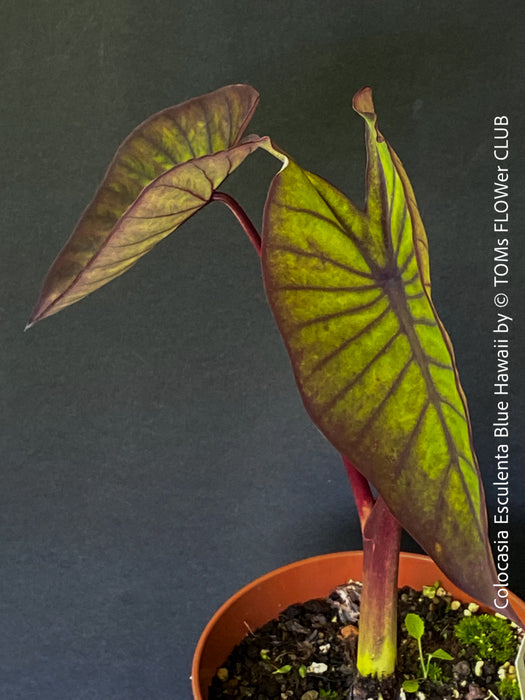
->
29, 85, 265, 325
262, 87, 508, 618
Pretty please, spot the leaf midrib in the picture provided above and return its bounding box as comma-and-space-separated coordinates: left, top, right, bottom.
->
383, 262, 482, 539
372, 146, 482, 529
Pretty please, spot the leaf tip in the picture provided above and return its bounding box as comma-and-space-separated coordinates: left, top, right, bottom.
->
25, 300, 47, 329
25, 308, 40, 331
352, 86, 375, 115
353, 86, 385, 142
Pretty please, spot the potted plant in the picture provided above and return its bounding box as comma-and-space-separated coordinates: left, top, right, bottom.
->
27, 84, 524, 698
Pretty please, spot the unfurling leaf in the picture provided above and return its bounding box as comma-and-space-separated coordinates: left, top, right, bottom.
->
262, 87, 510, 619
29, 85, 270, 326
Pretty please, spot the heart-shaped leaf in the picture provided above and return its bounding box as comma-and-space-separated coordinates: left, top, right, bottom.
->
29, 84, 267, 325
262, 88, 502, 614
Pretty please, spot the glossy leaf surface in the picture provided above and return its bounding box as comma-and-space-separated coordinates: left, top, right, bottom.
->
29, 85, 263, 325
262, 88, 501, 613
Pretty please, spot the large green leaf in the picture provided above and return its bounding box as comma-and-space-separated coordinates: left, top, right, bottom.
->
262, 87, 500, 611
28, 84, 267, 325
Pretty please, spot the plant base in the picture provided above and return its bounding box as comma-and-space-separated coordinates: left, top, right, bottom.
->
207, 581, 522, 699
192, 552, 525, 700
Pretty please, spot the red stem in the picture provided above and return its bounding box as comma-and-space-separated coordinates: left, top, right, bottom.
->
211, 191, 262, 256
357, 495, 402, 677
210, 192, 381, 554
341, 455, 375, 531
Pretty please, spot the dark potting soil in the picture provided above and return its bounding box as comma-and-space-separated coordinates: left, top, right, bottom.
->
208, 581, 523, 700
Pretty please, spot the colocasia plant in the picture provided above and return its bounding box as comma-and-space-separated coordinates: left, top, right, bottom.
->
28, 85, 522, 685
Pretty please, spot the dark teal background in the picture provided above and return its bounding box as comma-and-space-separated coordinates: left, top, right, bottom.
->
2, 1, 525, 697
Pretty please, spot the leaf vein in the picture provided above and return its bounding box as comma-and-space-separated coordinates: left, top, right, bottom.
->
150, 182, 209, 202
193, 162, 216, 192
110, 222, 179, 249
274, 202, 347, 236
307, 305, 392, 376
127, 204, 201, 220
413, 317, 437, 327
322, 330, 402, 413
438, 397, 467, 422
394, 400, 431, 478
271, 244, 374, 280
399, 248, 416, 277
313, 188, 377, 273
77, 260, 137, 290
394, 204, 408, 264
427, 356, 453, 370
277, 282, 380, 293
142, 129, 184, 164
294, 291, 386, 330
352, 356, 414, 446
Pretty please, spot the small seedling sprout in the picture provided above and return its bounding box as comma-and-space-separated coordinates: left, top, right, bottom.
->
259, 648, 292, 675
402, 613, 453, 692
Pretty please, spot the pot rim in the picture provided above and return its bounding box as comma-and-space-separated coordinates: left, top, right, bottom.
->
191, 550, 525, 699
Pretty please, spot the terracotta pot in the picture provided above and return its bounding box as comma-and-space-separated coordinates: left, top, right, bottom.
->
191, 551, 525, 699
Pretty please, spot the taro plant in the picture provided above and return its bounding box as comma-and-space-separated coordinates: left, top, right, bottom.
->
27, 84, 522, 686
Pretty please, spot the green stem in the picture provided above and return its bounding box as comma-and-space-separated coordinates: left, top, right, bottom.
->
357, 495, 402, 678
420, 642, 427, 678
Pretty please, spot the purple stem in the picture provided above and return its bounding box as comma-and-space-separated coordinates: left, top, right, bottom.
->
211, 191, 262, 256
210, 193, 378, 545
357, 495, 402, 677
342, 455, 375, 532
